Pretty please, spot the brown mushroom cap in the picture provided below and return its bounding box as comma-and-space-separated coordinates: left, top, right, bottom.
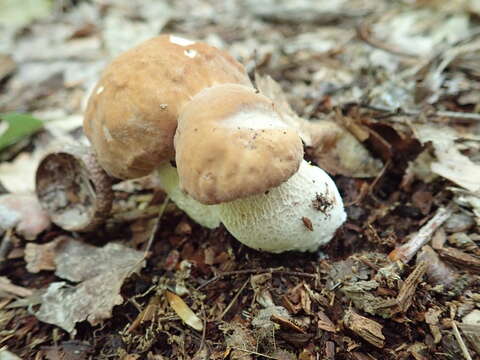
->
84, 35, 251, 179
174, 84, 304, 205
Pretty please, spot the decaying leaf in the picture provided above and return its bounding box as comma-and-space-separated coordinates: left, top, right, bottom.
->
32, 238, 145, 333
412, 124, 480, 193
0, 150, 45, 193
0, 194, 50, 240
306, 120, 383, 177
255, 74, 382, 177
165, 290, 203, 331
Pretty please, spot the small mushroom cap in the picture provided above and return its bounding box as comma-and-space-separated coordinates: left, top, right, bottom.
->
84, 35, 251, 179
174, 84, 304, 204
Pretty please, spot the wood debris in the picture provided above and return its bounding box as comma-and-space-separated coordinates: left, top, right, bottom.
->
343, 309, 385, 348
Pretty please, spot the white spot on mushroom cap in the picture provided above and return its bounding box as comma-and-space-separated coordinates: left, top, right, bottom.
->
96, 86, 104, 95
221, 110, 288, 130
103, 125, 113, 142
218, 160, 346, 253
184, 49, 197, 58
170, 35, 195, 46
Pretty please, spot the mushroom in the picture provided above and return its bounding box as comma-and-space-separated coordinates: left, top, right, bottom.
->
174, 83, 346, 253
49, 34, 346, 252
82, 34, 257, 228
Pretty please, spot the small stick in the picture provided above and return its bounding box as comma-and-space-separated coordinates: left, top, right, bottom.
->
229, 347, 278, 360
196, 267, 317, 291
388, 206, 453, 263
218, 277, 249, 320
143, 195, 169, 258
360, 103, 480, 122
452, 321, 473, 360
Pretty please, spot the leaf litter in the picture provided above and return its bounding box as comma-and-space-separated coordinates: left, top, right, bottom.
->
0, 0, 480, 359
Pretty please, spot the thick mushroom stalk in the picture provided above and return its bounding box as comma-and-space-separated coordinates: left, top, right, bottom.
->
156, 162, 220, 229
218, 160, 346, 252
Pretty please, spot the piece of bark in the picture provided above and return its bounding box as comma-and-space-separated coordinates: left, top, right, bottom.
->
317, 311, 336, 333
343, 309, 385, 348
396, 262, 427, 313
438, 247, 480, 273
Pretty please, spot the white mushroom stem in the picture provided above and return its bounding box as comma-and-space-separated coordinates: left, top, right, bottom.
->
156, 163, 221, 229
218, 160, 346, 253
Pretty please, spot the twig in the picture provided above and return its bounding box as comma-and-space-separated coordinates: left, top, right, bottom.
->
360, 103, 480, 122
229, 347, 278, 359
143, 195, 170, 258
452, 321, 473, 360
193, 304, 207, 357
218, 278, 250, 320
388, 206, 453, 263
356, 20, 419, 60
196, 267, 317, 291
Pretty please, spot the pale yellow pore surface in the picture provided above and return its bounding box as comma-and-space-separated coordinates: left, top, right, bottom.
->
174, 84, 304, 205
84, 35, 251, 179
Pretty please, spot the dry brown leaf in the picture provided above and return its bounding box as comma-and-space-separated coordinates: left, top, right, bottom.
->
0, 151, 44, 194
165, 290, 203, 331
306, 120, 383, 177
32, 238, 145, 333
412, 124, 480, 193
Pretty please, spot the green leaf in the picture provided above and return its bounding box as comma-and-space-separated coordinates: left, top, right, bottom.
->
0, 113, 44, 151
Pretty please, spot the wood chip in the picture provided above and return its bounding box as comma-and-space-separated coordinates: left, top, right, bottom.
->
317, 311, 336, 333
438, 247, 480, 273
396, 262, 427, 313
343, 309, 385, 348
270, 313, 306, 334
